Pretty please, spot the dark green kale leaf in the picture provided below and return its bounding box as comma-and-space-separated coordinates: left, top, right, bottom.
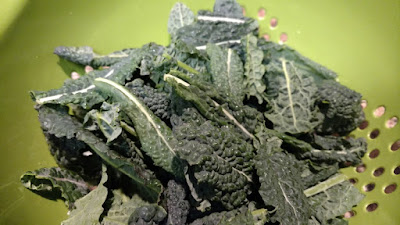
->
299, 160, 339, 188
189, 202, 267, 225
258, 39, 337, 82
20, 167, 90, 209
164, 40, 210, 75
61, 165, 108, 225
264, 57, 323, 134
168, 2, 195, 36
254, 137, 310, 225
128, 205, 167, 225
37, 104, 162, 202
241, 34, 266, 104
94, 78, 184, 179
174, 0, 258, 49
316, 80, 364, 135
31, 55, 138, 109
54, 46, 136, 67
125, 79, 171, 120
207, 44, 244, 102
172, 107, 254, 210
166, 180, 190, 225
300, 135, 367, 166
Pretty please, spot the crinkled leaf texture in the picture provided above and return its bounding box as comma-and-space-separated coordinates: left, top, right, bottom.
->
255, 137, 310, 225
207, 44, 244, 102
20, 167, 90, 208
94, 78, 184, 178
308, 179, 364, 223
316, 80, 364, 135
61, 165, 108, 225
242, 34, 266, 104
37, 105, 162, 202
168, 2, 195, 36
173, 107, 254, 210
258, 40, 337, 82
166, 180, 190, 225
300, 135, 367, 165
125, 78, 171, 120
264, 57, 323, 134
54, 46, 135, 67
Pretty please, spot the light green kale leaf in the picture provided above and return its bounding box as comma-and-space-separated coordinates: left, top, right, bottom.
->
61, 165, 108, 225
168, 2, 195, 36
306, 175, 364, 223
264, 57, 323, 134
207, 44, 244, 102
255, 137, 310, 225
20, 167, 90, 208
101, 189, 166, 225
241, 34, 266, 104
38, 105, 162, 202
84, 102, 123, 143
94, 78, 184, 179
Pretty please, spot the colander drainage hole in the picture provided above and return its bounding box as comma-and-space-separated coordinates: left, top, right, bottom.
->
366, 203, 378, 212
358, 120, 369, 130
279, 33, 288, 44
363, 183, 375, 192
343, 210, 355, 218
373, 167, 384, 177
258, 8, 266, 20
262, 33, 270, 41
390, 140, 400, 151
356, 164, 366, 173
394, 166, 400, 175
373, 106, 385, 118
270, 17, 278, 28
349, 178, 358, 184
368, 149, 380, 159
386, 116, 398, 128
361, 99, 367, 109
369, 129, 380, 139
384, 183, 397, 194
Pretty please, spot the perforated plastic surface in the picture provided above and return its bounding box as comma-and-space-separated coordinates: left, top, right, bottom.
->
0, 1, 398, 224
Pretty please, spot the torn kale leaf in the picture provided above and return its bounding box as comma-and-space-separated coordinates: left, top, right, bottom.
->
20, 167, 90, 209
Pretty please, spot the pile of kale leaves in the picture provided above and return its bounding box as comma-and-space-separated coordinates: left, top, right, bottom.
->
21, 0, 367, 224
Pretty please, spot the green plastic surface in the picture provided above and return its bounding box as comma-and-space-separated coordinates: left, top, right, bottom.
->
0, 1, 399, 224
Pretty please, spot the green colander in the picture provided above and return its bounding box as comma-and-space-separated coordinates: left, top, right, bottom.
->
0, 0, 398, 224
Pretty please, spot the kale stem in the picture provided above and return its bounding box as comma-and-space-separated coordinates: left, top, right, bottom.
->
162, 53, 200, 75
303, 173, 347, 197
